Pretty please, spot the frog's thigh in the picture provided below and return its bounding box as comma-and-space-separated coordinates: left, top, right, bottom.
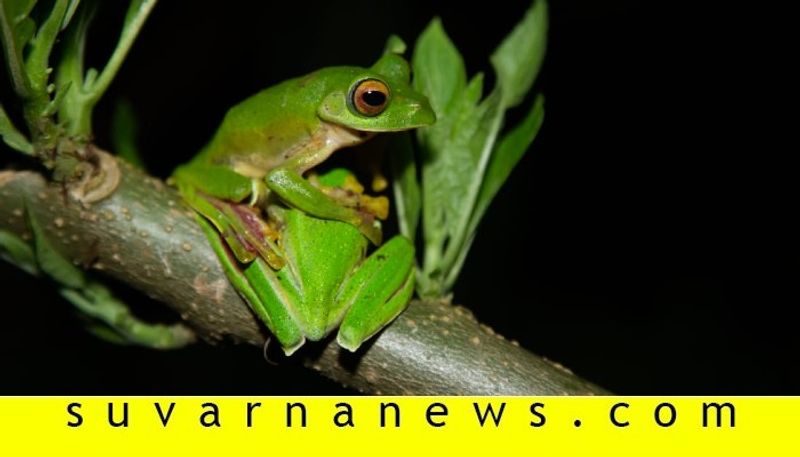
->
336, 236, 415, 352
173, 163, 253, 202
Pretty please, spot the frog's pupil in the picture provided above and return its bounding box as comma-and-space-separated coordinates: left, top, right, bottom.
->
362, 90, 386, 107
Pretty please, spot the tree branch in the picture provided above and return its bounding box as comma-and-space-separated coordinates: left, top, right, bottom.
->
0, 159, 607, 395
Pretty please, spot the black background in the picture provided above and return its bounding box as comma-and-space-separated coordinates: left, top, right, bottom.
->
1, 1, 795, 394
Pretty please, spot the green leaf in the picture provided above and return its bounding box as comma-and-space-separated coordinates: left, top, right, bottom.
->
26, 202, 86, 289
2, 0, 36, 54
0, 0, 35, 97
25, 0, 68, 93
412, 18, 470, 282
2, 0, 36, 24
411, 20, 509, 297
412, 18, 466, 116
41, 79, 70, 117
405, 3, 549, 298
491, 0, 548, 109
81, 320, 131, 346
440, 95, 544, 292
63, 283, 196, 349
0, 229, 38, 275
468, 94, 545, 236
416, 79, 479, 246
0, 103, 33, 154
389, 133, 420, 243
436, 87, 503, 256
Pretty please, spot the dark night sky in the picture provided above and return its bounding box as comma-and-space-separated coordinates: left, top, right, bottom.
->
1, 1, 795, 394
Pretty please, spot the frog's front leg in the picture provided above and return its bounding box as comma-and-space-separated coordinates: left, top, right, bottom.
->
334, 235, 415, 352
265, 167, 383, 245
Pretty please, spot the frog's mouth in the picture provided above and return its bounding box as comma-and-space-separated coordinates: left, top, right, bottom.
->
322, 122, 376, 147
347, 99, 437, 133
345, 125, 377, 140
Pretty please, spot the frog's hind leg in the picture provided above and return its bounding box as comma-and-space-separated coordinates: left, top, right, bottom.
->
172, 164, 284, 269
335, 235, 415, 352
197, 217, 305, 354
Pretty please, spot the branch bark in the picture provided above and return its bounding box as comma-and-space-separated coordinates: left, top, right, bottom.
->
0, 159, 607, 395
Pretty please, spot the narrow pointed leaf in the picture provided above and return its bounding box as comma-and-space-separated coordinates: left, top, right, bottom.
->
26, 0, 68, 93
389, 133, 421, 243
0, 0, 35, 97
469, 94, 544, 236
0, 103, 33, 154
0, 229, 38, 275
27, 202, 86, 288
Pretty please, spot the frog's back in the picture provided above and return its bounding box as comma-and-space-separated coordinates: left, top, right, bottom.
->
193, 67, 361, 177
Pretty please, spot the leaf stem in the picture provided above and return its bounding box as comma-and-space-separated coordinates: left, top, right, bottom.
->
57, 0, 156, 136
87, 0, 156, 105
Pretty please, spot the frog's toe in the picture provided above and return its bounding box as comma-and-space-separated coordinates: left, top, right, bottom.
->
358, 217, 383, 245
280, 336, 306, 356
336, 328, 363, 353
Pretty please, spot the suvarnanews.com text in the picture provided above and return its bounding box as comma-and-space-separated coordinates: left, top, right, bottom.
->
64, 399, 736, 429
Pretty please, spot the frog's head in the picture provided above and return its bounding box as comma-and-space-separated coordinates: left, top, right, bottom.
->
318, 38, 436, 132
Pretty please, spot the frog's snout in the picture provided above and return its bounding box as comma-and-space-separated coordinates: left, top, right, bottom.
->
405, 98, 436, 126
418, 100, 436, 126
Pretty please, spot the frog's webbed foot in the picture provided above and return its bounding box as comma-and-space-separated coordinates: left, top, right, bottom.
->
214, 197, 285, 270
307, 168, 386, 245
216, 198, 285, 269
309, 169, 390, 220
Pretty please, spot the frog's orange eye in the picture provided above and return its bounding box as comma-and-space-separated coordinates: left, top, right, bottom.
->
350, 79, 390, 116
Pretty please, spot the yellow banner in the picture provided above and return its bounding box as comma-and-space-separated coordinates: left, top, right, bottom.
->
0, 397, 796, 456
